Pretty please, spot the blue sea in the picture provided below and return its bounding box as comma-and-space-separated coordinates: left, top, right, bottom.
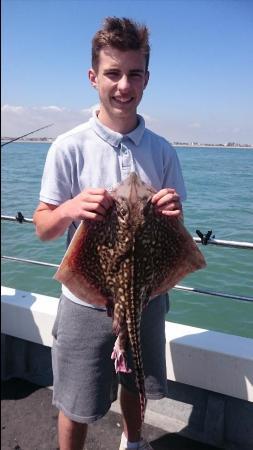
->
1, 142, 253, 338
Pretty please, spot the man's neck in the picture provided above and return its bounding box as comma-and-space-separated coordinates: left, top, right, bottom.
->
97, 111, 138, 134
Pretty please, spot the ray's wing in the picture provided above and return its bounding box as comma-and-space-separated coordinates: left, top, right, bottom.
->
54, 207, 119, 307
151, 215, 206, 298
134, 201, 206, 306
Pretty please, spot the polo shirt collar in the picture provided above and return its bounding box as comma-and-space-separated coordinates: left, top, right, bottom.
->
90, 109, 145, 147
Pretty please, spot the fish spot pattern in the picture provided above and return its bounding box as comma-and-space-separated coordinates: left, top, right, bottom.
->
55, 173, 206, 422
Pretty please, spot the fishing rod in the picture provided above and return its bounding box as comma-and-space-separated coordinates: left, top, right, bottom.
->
1, 123, 54, 147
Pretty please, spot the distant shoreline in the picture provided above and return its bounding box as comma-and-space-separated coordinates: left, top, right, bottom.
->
173, 144, 253, 149
1, 138, 252, 149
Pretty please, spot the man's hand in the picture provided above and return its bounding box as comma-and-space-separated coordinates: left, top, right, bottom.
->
33, 188, 114, 241
151, 188, 182, 218
61, 188, 114, 222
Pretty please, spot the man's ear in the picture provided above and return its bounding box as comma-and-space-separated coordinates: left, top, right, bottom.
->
88, 68, 98, 89
144, 70, 150, 89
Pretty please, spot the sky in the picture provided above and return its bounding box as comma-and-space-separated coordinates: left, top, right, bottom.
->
2, 0, 253, 144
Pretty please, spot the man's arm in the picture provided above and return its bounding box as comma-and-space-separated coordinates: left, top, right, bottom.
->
33, 189, 114, 241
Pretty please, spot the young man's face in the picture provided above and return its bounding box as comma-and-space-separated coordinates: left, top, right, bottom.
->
89, 47, 149, 132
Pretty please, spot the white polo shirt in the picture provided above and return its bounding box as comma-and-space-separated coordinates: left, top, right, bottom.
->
40, 109, 187, 307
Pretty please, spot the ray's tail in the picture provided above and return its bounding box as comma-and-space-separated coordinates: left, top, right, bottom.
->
111, 309, 147, 422
126, 309, 147, 423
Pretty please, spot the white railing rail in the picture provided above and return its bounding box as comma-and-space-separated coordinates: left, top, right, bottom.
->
2, 214, 253, 249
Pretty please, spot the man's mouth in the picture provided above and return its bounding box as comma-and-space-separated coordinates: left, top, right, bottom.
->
112, 97, 134, 105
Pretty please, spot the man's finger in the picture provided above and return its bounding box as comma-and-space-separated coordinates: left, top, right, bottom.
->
151, 188, 176, 204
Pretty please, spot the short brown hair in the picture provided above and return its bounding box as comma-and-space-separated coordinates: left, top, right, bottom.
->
92, 17, 150, 72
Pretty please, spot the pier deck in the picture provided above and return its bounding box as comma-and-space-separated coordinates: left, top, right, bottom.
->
1, 379, 221, 450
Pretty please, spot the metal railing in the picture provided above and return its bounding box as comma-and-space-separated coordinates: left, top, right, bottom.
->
1, 214, 33, 224
2, 214, 253, 249
1, 215, 253, 303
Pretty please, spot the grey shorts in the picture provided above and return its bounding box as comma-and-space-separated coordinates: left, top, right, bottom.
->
52, 293, 169, 423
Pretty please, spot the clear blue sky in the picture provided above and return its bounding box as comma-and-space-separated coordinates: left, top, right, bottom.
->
2, 0, 253, 143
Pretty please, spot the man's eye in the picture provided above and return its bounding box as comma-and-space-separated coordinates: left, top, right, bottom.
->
130, 72, 144, 79
105, 72, 119, 78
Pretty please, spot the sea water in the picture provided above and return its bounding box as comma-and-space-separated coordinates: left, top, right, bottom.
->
1, 143, 253, 338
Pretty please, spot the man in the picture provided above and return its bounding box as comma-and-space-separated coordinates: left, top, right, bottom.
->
33, 17, 186, 450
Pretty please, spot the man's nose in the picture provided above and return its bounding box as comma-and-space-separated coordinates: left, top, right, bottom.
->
118, 75, 130, 91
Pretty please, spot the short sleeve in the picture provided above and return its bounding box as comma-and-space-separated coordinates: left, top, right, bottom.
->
39, 141, 72, 205
163, 143, 187, 202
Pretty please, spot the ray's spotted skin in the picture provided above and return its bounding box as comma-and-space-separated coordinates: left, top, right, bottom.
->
54, 172, 206, 422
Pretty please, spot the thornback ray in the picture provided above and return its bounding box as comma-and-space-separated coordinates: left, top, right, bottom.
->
54, 172, 206, 422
